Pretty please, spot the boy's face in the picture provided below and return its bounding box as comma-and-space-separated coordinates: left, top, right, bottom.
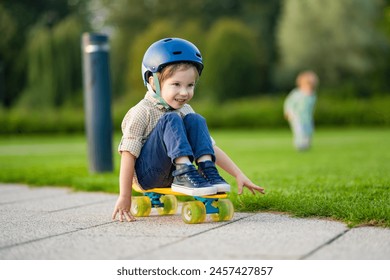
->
159, 67, 197, 109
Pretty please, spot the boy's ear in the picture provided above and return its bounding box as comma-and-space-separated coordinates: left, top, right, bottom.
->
148, 75, 156, 91
148, 75, 154, 86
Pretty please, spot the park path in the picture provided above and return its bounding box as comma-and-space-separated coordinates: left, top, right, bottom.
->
1, 183, 390, 260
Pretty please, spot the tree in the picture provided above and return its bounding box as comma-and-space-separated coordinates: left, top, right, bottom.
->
0, 5, 17, 107
203, 19, 265, 101
19, 16, 85, 108
276, 0, 388, 95
102, 0, 285, 96
102, 0, 242, 98
0, 0, 89, 107
240, 0, 282, 91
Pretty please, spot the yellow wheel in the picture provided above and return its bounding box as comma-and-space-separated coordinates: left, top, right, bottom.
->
181, 201, 206, 224
131, 196, 151, 217
157, 195, 178, 215
210, 199, 234, 222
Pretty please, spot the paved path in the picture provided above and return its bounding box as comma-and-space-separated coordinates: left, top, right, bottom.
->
1, 183, 390, 260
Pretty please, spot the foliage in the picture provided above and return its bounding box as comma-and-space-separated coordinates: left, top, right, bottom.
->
202, 19, 266, 101
0, 3, 23, 107
125, 20, 176, 102
51, 16, 85, 106
0, 5, 17, 54
0, 5, 17, 107
18, 16, 85, 109
193, 95, 390, 128
22, 26, 55, 108
1, 94, 390, 135
1, 0, 390, 120
276, 0, 389, 94
0, 106, 85, 134
105, 0, 282, 98
0, 0, 89, 107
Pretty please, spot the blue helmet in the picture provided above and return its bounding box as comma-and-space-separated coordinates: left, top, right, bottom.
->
141, 38, 203, 86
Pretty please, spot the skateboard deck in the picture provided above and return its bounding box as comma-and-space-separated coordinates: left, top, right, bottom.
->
131, 183, 234, 224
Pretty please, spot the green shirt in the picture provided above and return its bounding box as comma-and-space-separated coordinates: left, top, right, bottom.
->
284, 88, 316, 129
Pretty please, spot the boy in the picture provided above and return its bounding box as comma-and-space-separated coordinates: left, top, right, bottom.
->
284, 71, 319, 151
112, 38, 264, 222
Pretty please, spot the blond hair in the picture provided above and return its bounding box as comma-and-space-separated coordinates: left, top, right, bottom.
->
158, 63, 199, 85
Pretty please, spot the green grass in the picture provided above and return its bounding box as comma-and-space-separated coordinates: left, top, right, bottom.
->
0, 128, 389, 227
0, 134, 120, 193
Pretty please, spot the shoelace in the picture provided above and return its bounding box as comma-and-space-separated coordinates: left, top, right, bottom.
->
201, 166, 224, 182
183, 169, 210, 187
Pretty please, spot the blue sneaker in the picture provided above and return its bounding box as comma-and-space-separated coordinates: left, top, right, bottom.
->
197, 161, 231, 193
172, 164, 217, 196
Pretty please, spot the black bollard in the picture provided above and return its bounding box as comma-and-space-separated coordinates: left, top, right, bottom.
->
81, 33, 113, 173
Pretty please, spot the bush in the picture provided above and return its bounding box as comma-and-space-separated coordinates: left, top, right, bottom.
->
189, 94, 390, 128
202, 19, 266, 102
0, 107, 85, 134
1, 94, 389, 135
315, 95, 390, 126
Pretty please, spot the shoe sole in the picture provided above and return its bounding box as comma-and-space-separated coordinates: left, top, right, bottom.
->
171, 184, 217, 196
213, 183, 231, 193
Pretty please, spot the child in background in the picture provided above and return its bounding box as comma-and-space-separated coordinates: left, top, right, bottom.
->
112, 38, 265, 222
284, 71, 319, 151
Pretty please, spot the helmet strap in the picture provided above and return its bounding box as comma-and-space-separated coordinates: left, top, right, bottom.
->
148, 73, 172, 110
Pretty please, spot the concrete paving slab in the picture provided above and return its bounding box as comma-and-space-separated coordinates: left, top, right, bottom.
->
0, 227, 179, 260
0, 188, 116, 217
0, 200, 115, 248
139, 213, 348, 260
0, 185, 120, 249
0, 184, 70, 204
1, 183, 390, 260
0, 207, 250, 259
308, 226, 390, 259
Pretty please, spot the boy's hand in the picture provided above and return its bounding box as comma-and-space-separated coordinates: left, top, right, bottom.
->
236, 173, 265, 195
112, 196, 136, 222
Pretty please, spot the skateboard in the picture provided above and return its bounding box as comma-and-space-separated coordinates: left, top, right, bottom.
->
131, 183, 234, 224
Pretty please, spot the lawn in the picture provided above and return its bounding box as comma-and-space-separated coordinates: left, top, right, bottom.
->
0, 128, 389, 227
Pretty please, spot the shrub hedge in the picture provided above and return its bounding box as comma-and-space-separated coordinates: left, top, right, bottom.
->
1, 95, 389, 134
